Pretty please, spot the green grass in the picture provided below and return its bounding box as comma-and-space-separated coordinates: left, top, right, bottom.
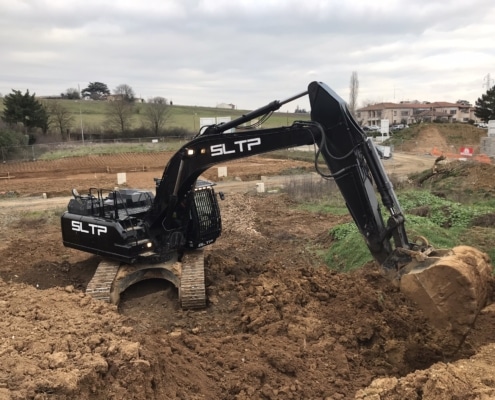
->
294, 189, 495, 272
0, 98, 310, 133
37, 140, 186, 160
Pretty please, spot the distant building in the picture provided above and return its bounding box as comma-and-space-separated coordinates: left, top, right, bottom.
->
357, 100, 479, 127
216, 103, 236, 110
106, 94, 124, 102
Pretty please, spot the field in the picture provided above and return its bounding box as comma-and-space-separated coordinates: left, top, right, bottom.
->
0, 97, 309, 134
0, 125, 495, 399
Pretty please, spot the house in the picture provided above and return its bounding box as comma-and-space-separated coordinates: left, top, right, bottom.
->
106, 94, 124, 102
216, 103, 236, 110
357, 100, 479, 128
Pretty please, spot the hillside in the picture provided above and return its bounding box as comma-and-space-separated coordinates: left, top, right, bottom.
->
390, 123, 489, 155
0, 97, 309, 133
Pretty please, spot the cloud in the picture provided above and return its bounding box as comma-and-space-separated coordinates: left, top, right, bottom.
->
0, 0, 494, 110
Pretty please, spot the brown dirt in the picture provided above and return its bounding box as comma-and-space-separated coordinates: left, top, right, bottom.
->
0, 145, 495, 399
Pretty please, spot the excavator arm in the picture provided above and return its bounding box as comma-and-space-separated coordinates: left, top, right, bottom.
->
145, 81, 410, 268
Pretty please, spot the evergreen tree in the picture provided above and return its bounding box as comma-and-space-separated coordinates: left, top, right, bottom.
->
1, 89, 49, 133
81, 82, 110, 100
474, 86, 495, 122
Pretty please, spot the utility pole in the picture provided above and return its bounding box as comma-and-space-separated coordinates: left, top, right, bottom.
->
78, 84, 85, 144
482, 73, 494, 90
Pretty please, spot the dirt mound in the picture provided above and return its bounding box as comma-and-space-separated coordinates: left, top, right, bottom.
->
399, 124, 487, 155
1, 192, 495, 399
411, 159, 495, 201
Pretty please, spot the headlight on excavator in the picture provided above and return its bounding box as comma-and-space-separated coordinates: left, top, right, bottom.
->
146, 242, 153, 248
186, 148, 195, 156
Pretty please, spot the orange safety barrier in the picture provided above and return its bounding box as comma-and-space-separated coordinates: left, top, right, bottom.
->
429, 148, 492, 164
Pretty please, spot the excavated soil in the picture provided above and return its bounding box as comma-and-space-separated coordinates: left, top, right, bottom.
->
1, 143, 495, 399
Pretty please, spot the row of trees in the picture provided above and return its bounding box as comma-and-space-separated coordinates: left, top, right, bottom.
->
1, 83, 173, 146
2, 79, 495, 148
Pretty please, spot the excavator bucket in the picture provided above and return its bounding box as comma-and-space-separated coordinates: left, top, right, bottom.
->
399, 245, 492, 342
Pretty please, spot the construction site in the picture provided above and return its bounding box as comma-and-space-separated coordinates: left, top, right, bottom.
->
0, 124, 495, 399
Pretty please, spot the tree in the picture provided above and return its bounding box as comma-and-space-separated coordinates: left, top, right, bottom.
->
106, 98, 134, 134
81, 82, 110, 100
63, 88, 81, 100
349, 71, 359, 117
143, 97, 170, 135
1, 89, 49, 133
47, 101, 74, 140
114, 84, 135, 102
474, 86, 495, 122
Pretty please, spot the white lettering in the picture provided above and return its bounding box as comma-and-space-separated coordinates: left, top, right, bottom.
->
71, 220, 89, 233
71, 220, 107, 236
210, 137, 261, 156
88, 223, 108, 236
246, 137, 261, 151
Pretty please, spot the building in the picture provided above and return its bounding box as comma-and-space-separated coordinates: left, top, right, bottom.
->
357, 100, 479, 128
216, 103, 236, 110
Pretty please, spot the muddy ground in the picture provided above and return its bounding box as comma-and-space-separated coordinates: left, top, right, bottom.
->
1, 127, 495, 399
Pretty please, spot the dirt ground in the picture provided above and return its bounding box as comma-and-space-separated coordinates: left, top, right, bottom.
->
1, 128, 495, 399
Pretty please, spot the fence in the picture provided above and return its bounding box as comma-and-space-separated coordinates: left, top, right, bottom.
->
0, 136, 187, 163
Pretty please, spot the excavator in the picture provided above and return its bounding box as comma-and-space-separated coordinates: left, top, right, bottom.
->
61, 81, 492, 341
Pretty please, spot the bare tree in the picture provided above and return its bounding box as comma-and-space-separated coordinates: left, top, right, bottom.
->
106, 99, 134, 134
143, 97, 170, 135
114, 84, 135, 102
349, 71, 359, 117
63, 88, 80, 99
47, 101, 74, 140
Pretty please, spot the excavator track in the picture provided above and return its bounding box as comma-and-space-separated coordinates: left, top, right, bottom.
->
179, 250, 207, 309
86, 260, 121, 303
85, 249, 206, 309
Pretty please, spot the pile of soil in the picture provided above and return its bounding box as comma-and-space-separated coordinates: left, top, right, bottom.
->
1, 190, 495, 399
1, 133, 495, 398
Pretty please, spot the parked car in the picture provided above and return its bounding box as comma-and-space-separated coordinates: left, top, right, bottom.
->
391, 124, 409, 131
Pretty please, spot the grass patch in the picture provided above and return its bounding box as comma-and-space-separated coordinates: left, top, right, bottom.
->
13, 208, 62, 228
1, 98, 310, 133
286, 183, 495, 272
283, 175, 345, 208
37, 140, 185, 160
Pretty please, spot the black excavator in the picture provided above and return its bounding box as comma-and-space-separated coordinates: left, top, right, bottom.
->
61, 81, 492, 341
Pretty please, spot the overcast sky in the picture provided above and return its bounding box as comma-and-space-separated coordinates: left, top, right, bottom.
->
1, 0, 495, 111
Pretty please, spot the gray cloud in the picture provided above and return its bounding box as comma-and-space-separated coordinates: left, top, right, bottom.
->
1, 0, 494, 110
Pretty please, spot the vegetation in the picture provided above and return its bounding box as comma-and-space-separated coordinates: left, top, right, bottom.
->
475, 85, 495, 122
37, 140, 185, 160
283, 172, 495, 272
0, 95, 309, 149
82, 82, 110, 100
1, 90, 49, 135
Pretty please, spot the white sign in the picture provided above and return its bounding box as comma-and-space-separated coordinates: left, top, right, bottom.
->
489, 120, 495, 137
380, 119, 390, 135
200, 117, 233, 133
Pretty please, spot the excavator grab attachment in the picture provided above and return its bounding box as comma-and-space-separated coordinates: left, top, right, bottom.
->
399, 246, 492, 342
